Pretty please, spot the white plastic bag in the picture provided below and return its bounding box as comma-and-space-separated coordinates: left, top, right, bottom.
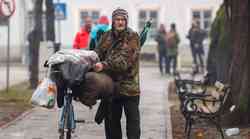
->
30, 77, 57, 109
225, 128, 240, 136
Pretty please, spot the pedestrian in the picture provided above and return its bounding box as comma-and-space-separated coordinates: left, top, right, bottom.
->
166, 23, 180, 74
187, 20, 207, 74
89, 15, 110, 50
155, 24, 169, 75
93, 8, 141, 139
73, 16, 92, 49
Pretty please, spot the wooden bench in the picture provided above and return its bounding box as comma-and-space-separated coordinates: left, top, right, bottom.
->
174, 73, 231, 139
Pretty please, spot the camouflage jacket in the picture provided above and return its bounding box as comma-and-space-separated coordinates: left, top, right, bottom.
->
95, 28, 140, 96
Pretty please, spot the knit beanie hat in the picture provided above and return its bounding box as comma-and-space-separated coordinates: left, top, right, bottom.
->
112, 8, 128, 22
98, 16, 109, 25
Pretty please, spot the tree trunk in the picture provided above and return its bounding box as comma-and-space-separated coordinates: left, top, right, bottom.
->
45, 0, 55, 41
225, 0, 250, 125
29, 0, 43, 89
206, 4, 232, 84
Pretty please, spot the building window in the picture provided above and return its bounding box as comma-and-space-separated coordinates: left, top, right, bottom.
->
79, 10, 100, 27
138, 10, 158, 41
192, 9, 212, 32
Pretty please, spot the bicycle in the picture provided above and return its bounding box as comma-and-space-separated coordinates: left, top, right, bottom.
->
48, 63, 88, 139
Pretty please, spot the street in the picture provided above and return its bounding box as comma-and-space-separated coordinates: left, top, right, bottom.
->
0, 65, 172, 139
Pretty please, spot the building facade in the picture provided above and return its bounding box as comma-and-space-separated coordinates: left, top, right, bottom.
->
0, 0, 223, 62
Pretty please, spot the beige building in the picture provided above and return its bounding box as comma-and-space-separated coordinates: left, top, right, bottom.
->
0, 0, 223, 63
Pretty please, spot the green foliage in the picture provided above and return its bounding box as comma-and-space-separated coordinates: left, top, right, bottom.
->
209, 5, 231, 48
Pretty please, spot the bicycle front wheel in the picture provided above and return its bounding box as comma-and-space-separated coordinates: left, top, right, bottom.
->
66, 129, 71, 139
59, 105, 71, 139
59, 131, 64, 139
59, 129, 71, 139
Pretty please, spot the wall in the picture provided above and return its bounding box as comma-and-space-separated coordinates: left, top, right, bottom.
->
0, 0, 223, 62
58, 0, 222, 47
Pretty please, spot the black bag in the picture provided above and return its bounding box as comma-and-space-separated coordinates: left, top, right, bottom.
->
78, 72, 114, 107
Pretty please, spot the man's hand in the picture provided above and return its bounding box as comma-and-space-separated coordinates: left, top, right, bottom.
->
94, 62, 104, 72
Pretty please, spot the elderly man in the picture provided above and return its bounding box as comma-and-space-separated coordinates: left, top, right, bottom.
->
94, 8, 141, 139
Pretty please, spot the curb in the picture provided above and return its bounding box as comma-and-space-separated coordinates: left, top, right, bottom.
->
164, 80, 173, 139
0, 108, 34, 130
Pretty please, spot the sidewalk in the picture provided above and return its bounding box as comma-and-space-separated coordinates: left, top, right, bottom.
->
0, 64, 172, 139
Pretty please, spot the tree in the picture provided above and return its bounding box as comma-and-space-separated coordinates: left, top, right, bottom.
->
45, 0, 55, 41
28, 0, 43, 89
28, 0, 55, 89
206, 4, 232, 83
207, 0, 249, 125
224, 0, 250, 125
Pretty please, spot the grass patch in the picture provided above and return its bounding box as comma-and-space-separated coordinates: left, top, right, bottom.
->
0, 82, 33, 125
0, 82, 33, 108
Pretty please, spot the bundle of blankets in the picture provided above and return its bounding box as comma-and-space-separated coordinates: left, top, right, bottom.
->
46, 49, 114, 108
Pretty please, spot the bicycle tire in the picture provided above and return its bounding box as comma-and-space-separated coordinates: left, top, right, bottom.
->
59, 129, 71, 139
58, 111, 65, 139
65, 103, 72, 139
66, 129, 71, 139
58, 111, 66, 139
59, 103, 71, 139
59, 132, 64, 139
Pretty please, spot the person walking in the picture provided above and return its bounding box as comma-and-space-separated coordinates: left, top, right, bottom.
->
93, 8, 141, 139
73, 16, 92, 49
187, 21, 207, 74
155, 24, 169, 75
166, 23, 180, 74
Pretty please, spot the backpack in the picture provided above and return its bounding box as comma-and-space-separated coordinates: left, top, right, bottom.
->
166, 32, 176, 47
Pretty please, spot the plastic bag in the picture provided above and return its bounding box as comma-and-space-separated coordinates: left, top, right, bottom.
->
30, 77, 57, 109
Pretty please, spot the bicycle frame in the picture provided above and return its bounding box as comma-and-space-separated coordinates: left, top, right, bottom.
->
58, 88, 76, 133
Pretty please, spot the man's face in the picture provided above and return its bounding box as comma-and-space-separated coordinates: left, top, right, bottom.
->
84, 17, 92, 32
113, 15, 126, 31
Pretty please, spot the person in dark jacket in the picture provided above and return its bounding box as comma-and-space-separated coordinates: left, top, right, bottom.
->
94, 8, 141, 139
155, 24, 169, 75
187, 21, 207, 74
